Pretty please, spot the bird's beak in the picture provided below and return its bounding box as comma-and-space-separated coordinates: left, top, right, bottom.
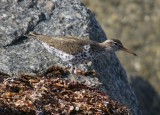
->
121, 47, 137, 56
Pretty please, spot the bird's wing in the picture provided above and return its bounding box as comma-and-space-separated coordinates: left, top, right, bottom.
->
29, 33, 98, 55
48, 36, 90, 55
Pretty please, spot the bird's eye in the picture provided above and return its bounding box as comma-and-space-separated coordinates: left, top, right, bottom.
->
114, 42, 118, 45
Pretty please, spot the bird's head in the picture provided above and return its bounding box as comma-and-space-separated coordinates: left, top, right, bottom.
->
101, 39, 137, 56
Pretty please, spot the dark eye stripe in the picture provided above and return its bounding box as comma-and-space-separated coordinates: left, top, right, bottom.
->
114, 42, 119, 45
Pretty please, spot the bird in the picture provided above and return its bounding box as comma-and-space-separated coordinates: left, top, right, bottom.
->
27, 32, 137, 74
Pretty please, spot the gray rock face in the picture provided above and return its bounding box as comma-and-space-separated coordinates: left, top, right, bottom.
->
0, 0, 141, 114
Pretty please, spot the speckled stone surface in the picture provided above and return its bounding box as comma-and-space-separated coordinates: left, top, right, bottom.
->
0, 0, 141, 114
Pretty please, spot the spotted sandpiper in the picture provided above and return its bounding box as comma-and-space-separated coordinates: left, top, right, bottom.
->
27, 32, 137, 73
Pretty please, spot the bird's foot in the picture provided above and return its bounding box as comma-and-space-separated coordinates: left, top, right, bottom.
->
44, 65, 98, 77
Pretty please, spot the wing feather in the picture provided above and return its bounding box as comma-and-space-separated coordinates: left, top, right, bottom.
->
29, 33, 105, 55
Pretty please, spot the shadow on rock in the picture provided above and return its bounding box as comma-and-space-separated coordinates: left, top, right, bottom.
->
130, 76, 160, 115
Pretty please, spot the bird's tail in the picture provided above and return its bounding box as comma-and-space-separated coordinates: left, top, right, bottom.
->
25, 32, 50, 43
27, 32, 40, 37
24, 32, 42, 40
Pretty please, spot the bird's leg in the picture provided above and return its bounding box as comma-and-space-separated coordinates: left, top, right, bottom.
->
67, 63, 73, 73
